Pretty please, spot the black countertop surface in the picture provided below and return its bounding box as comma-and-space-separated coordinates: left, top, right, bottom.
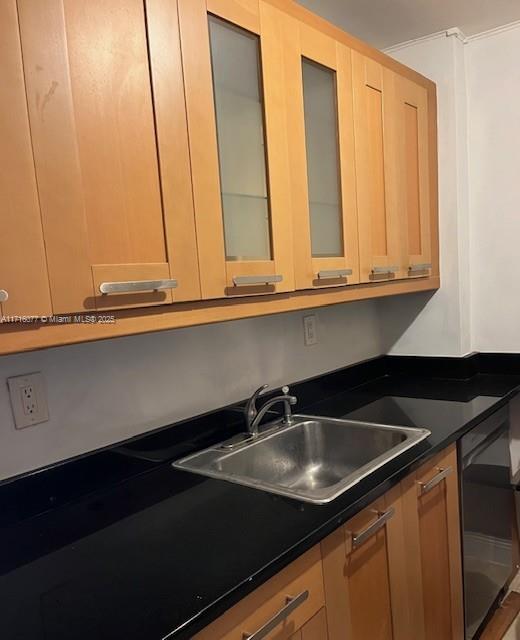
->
2, 366, 520, 640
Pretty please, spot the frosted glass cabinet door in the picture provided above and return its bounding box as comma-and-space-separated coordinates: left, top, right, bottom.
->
179, 0, 294, 299
209, 16, 271, 262
303, 59, 343, 258
285, 21, 359, 290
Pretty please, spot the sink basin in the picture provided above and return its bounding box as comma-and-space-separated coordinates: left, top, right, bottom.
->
173, 415, 430, 504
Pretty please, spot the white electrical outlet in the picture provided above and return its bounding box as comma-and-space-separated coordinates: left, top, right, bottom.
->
7, 372, 49, 430
303, 314, 318, 346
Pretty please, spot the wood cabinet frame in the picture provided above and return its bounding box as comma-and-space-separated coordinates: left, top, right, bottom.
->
179, 0, 295, 299
1, 0, 52, 318
285, 20, 359, 290
0, 0, 439, 354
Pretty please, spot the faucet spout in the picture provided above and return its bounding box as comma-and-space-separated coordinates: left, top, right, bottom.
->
246, 385, 297, 437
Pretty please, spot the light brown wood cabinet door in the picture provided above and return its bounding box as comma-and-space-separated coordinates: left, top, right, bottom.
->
352, 52, 404, 283
17, 0, 200, 313
285, 21, 359, 290
405, 445, 464, 640
193, 545, 325, 640
321, 494, 403, 640
290, 607, 329, 640
178, 0, 294, 299
1, 0, 52, 318
396, 75, 432, 278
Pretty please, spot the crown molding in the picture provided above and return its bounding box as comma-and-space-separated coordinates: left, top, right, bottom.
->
467, 19, 520, 42
383, 27, 468, 53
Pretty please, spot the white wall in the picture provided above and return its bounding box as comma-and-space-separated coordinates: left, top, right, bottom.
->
378, 31, 472, 357
0, 300, 384, 481
381, 22, 520, 355
466, 23, 520, 352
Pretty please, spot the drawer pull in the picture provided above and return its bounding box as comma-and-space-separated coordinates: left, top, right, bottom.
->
242, 590, 309, 639
370, 266, 398, 281
0, 290, 8, 302
372, 266, 398, 274
351, 507, 395, 549
418, 466, 453, 495
233, 275, 283, 287
99, 279, 178, 295
317, 269, 352, 280
408, 263, 432, 274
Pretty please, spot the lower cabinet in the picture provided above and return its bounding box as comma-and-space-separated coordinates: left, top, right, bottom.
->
405, 444, 464, 640
289, 608, 329, 640
321, 443, 463, 640
321, 488, 415, 640
194, 444, 463, 640
192, 544, 326, 640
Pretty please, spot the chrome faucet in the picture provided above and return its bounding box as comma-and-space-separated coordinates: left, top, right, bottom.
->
244, 384, 297, 437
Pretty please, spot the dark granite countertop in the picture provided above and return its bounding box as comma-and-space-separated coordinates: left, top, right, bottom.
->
2, 358, 520, 640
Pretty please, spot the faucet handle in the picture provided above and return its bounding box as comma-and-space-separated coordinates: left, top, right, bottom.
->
282, 385, 289, 395
245, 384, 269, 427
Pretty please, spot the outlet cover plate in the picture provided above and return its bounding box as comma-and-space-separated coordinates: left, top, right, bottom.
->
303, 314, 318, 346
7, 372, 49, 430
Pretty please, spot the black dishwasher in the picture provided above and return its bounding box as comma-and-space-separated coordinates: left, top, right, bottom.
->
460, 406, 514, 639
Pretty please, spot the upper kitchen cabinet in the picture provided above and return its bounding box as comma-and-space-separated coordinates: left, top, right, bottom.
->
0, 0, 440, 354
17, 0, 200, 313
353, 51, 437, 284
1, 0, 52, 318
396, 75, 433, 278
178, 0, 294, 298
285, 21, 359, 290
352, 52, 403, 283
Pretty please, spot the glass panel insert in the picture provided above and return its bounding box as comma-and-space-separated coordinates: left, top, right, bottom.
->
208, 15, 272, 261
302, 58, 343, 258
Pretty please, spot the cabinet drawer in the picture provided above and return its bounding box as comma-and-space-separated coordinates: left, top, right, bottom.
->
193, 545, 325, 640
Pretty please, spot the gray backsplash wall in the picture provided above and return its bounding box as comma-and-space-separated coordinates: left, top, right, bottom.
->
0, 299, 385, 481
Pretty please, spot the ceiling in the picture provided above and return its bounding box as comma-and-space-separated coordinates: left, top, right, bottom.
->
297, 0, 520, 49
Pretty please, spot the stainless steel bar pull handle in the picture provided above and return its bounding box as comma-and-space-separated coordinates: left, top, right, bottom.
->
317, 269, 352, 280
0, 290, 8, 302
372, 266, 398, 274
242, 591, 309, 640
99, 279, 178, 295
233, 275, 283, 286
370, 266, 398, 281
418, 466, 453, 495
351, 507, 395, 549
408, 263, 432, 274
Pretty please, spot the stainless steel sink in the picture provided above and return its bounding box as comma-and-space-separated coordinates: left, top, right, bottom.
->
173, 415, 430, 504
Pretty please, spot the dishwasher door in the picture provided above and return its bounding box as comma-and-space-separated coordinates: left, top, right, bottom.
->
461, 406, 514, 639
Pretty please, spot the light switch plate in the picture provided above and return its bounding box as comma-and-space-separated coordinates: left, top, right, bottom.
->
7, 372, 49, 430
